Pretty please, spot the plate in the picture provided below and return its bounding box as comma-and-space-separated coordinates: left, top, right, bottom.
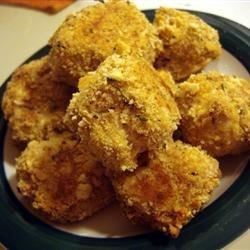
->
0, 10, 249, 250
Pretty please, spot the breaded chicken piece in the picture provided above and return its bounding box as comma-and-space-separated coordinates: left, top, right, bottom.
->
176, 72, 250, 157
49, 0, 162, 85
2, 57, 75, 144
16, 132, 114, 223
112, 141, 220, 238
154, 7, 221, 81
65, 54, 180, 174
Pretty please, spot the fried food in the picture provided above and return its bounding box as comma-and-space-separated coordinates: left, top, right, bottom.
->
154, 7, 221, 81
16, 132, 114, 223
3, 3, 237, 235
49, 0, 162, 85
157, 69, 177, 96
65, 54, 180, 174
111, 141, 221, 238
176, 72, 250, 157
2, 56, 75, 144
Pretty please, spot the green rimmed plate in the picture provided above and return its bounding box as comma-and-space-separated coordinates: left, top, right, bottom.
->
0, 10, 249, 250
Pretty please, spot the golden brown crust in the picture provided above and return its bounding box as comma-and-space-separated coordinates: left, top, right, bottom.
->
157, 69, 177, 96
2, 4, 235, 236
64, 54, 180, 174
112, 141, 220, 238
16, 132, 114, 223
49, 0, 162, 85
154, 7, 221, 81
176, 72, 250, 156
2, 57, 75, 144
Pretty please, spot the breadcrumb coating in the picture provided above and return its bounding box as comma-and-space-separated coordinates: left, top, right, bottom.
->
3, 4, 236, 236
157, 69, 177, 96
49, 0, 162, 85
2, 57, 75, 144
176, 72, 250, 157
154, 7, 221, 81
112, 141, 220, 238
16, 132, 114, 223
65, 54, 180, 174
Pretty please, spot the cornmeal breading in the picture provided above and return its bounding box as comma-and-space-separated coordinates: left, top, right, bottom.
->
65, 54, 180, 174
2, 57, 75, 144
49, 0, 162, 85
176, 72, 250, 157
16, 132, 114, 223
112, 141, 220, 238
154, 7, 221, 81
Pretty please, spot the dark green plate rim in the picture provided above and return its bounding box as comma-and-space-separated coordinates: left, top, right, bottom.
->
0, 10, 249, 250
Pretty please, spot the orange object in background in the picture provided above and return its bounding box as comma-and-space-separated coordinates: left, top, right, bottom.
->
0, 0, 75, 13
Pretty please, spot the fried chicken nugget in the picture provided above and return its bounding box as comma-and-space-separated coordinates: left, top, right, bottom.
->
176, 72, 250, 157
2, 57, 75, 144
112, 141, 220, 238
49, 0, 162, 85
154, 7, 221, 81
16, 132, 114, 222
65, 54, 180, 174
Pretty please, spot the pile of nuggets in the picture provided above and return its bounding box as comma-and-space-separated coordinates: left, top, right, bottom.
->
2, 0, 250, 238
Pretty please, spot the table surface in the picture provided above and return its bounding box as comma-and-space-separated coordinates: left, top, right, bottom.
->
0, 0, 249, 249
